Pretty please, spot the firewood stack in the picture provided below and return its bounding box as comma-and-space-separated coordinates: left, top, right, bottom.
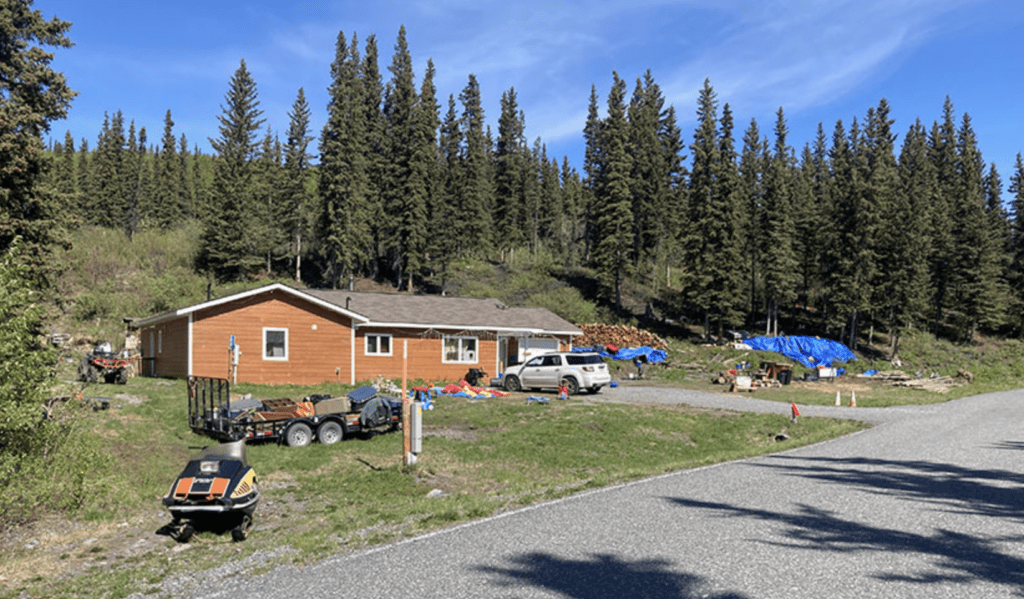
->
576, 324, 668, 350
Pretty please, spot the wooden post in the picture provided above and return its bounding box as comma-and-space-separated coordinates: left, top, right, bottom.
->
403, 340, 411, 464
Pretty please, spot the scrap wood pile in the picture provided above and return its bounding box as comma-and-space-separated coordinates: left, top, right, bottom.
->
576, 324, 668, 351
863, 370, 970, 393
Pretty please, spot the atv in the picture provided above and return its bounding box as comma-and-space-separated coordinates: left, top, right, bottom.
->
77, 342, 129, 385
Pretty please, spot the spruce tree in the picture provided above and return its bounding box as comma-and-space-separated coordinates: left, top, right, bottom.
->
558, 157, 584, 265
251, 127, 284, 274
382, 25, 427, 289
430, 95, 462, 292
890, 120, 935, 354
683, 79, 725, 335
89, 111, 128, 229
592, 72, 634, 310
198, 59, 265, 281
152, 110, 187, 227
951, 112, 1004, 338
458, 74, 493, 256
581, 85, 602, 263
494, 87, 528, 258
317, 31, 371, 289
760, 107, 799, 336
1008, 154, 1024, 332
738, 117, 767, 324
408, 59, 440, 288
282, 88, 313, 282
926, 97, 959, 330
0, 0, 73, 473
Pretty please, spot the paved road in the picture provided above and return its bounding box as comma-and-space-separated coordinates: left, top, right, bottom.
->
182, 386, 1024, 598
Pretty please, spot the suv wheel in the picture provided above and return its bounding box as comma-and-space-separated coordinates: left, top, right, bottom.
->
503, 375, 521, 392
562, 377, 579, 396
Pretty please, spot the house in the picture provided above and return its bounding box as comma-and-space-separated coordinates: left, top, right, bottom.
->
133, 283, 582, 386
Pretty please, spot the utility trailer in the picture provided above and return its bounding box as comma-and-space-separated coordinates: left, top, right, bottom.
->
187, 376, 402, 447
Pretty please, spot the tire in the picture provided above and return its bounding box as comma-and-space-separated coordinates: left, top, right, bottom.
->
317, 421, 343, 445
562, 377, 579, 396
115, 369, 128, 385
284, 422, 313, 447
503, 375, 522, 393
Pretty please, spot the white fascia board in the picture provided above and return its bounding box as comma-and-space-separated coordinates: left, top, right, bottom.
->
354, 322, 578, 336
134, 283, 370, 327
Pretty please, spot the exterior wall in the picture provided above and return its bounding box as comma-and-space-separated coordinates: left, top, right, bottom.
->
353, 327, 500, 385
140, 316, 189, 379
140, 288, 574, 386
190, 289, 354, 385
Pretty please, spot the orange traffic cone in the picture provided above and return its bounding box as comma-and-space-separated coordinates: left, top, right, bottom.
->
850, 391, 857, 407
790, 402, 801, 421
835, 390, 841, 406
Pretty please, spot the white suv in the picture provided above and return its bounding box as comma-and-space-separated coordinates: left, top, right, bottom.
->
502, 352, 611, 395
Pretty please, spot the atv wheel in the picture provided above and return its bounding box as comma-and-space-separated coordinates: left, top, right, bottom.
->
503, 375, 521, 393
317, 421, 343, 445
285, 422, 313, 447
115, 369, 128, 385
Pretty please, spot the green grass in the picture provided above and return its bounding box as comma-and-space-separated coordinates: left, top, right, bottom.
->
0, 373, 866, 599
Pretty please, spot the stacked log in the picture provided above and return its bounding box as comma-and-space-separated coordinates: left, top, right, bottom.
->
576, 324, 668, 350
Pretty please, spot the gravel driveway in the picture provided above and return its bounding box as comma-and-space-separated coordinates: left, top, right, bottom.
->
170, 385, 1024, 598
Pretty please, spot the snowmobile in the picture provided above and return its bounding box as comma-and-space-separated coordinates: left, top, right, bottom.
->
161, 440, 259, 542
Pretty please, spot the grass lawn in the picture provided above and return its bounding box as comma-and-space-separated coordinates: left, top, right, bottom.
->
1, 374, 867, 599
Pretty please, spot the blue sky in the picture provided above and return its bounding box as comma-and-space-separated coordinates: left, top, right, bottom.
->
42, 0, 1024, 187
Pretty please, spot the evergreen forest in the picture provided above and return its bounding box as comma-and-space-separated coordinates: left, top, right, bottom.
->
37, 27, 1024, 355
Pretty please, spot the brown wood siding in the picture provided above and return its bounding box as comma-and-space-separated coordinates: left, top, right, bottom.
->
354, 327, 499, 385
140, 317, 189, 378
191, 289, 353, 385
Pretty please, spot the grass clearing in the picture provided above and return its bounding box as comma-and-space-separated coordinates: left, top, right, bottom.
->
1, 374, 866, 599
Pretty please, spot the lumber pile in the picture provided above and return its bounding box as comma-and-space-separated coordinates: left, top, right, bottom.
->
891, 374, 964, 393
576, 324, 668, 350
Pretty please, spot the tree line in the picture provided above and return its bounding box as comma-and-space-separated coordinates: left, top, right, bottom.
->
43, 27, 1024, 353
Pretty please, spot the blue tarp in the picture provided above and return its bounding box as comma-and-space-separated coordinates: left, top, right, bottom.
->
741, 336, 856, 369
573, 345, 668, 364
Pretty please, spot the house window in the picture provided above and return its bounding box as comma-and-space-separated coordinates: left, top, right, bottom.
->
443, 336, 478, 364
365, 333, 392, 356
263, 328, 288, 360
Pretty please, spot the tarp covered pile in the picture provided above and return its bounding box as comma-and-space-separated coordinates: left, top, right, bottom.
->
740, 336, 855, 368
573, 345, 668, 364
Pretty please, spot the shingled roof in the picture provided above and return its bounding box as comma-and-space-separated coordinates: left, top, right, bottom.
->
305, 289, 581, 334
135, 283, 581, 336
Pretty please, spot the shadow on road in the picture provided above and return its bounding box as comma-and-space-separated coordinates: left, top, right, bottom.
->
664, 452, 1024, 592
474, 552, 749, 599
754, 455, 1024, 522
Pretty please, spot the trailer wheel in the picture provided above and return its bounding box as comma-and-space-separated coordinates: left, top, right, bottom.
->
284, 422, 313, 447
317, 421, 343, 445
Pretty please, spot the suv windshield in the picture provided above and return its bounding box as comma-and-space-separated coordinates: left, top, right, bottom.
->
565, 354, 603, 365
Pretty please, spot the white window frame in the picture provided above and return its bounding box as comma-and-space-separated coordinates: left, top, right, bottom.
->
158, 330, 163, 354
263, 327, 288, 361
442, 335, 478, 364
365, 333, 393, 356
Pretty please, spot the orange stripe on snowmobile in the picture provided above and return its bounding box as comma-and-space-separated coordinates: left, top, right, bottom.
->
209, 478, 230, 497
174, 477, 193, 498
